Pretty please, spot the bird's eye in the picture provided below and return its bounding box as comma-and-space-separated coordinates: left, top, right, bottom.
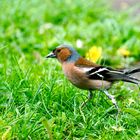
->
57, 49, 61, 53
52, 49, 56, 53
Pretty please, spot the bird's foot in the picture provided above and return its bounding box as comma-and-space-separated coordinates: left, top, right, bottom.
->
80, 99, 89, 108
102, 90, 120, 114
80, 90, 93, 108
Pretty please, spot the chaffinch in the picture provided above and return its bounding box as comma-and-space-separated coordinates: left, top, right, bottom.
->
46, 44, 140, 110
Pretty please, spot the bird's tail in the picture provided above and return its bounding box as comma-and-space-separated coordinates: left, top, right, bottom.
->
123, 68, 140, 85
124, 68, 140, 75
123, 76, 140, 85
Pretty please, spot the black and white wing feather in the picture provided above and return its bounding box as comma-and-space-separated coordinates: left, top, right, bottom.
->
85, 66, 140, 84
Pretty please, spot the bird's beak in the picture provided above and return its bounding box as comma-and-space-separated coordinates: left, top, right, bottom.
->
46, 52, 56, 58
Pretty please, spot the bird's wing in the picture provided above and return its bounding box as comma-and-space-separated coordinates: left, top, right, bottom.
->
75, 57, 139, 84
85, 66, 122, 81
79, 65, 139, 84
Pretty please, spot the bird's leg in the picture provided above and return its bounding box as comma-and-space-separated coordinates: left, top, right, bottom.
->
102, 90, 120, 126
102, 90, 119, 112
81, 90, 93, 108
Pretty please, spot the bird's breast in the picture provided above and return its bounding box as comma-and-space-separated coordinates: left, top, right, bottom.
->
62, 63, 86, 88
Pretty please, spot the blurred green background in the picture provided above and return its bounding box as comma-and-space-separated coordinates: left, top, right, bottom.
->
0, 0, 140, 139
0, 0, 140, 65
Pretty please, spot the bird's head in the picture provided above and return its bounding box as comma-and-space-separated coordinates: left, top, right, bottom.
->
46, 44, 81, 63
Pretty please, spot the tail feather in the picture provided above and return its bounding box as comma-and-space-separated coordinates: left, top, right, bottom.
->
123, 68, 140, 84
124, 68, 140, 75
122, 75, 140, 85
108, 73, 140, 84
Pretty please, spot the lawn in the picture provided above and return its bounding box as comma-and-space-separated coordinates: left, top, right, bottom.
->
0, 0, 140, 139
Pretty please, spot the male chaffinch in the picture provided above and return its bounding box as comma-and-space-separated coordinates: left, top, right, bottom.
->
46, 44, 140, 110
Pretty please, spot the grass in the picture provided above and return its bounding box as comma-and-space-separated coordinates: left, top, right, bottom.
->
0, 0, 140, 139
